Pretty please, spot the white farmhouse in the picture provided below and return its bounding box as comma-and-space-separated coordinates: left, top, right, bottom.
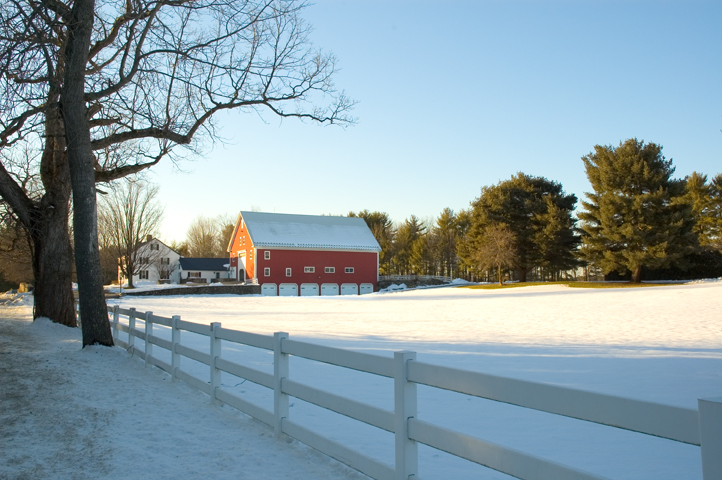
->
119, 236, 182, 285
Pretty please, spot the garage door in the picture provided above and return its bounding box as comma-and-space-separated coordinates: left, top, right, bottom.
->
261, 283, 277, 296
359, 283, 374, 295
321, 283, 339, 296
300, 283, 319, 296
341, 283, 358, 295
279, 283, 299, 296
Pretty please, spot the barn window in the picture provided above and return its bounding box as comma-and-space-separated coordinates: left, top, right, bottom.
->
286, 268, 292, 277
304, 266, 315, 273
325, 267, 335, 273
264, 251, 270, 260
345, 267, 354, 273
264, 267, 270, 276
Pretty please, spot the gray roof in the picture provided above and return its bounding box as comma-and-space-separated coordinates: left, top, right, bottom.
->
241, 211, 381, 251
179, 258, 229, 271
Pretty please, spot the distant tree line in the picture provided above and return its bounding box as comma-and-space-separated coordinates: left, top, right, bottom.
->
352, 139, 722, 283
350, 172, 582, 283
2, 139, 720, 289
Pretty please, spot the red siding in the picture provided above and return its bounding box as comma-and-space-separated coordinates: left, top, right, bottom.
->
256, 249, 377, 289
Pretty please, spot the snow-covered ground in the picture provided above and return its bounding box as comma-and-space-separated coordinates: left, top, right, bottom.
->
0, 296, 367, 480
2, 281, 721, 479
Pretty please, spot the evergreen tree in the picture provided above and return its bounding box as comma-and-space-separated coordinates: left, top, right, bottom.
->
410, 233, 437, 275
534, 195, 581, 275
462, 173, 579, 281
349, 210, 395, 274
431, 208, 458, 277
578, 139, 696, 282
454, 209, 475, 280
682, 172, 722, 250
391, 215, 426, 274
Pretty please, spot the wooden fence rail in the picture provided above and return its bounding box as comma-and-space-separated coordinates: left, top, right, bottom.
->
107, 305, 721, 480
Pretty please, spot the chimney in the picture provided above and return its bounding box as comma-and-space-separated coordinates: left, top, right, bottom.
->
146, 235, 153, 242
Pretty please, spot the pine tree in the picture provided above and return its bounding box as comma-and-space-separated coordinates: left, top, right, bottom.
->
431, 208, 458, 277
410, 233, 437, 275
349, 210, 395, 274
454, 209, 475, 280
391, 216, 426, 274
578, 139, 696, 282
462, 173, 579, 281
683, 172, 722, 250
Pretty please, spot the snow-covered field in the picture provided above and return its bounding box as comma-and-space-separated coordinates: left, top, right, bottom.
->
2, 281, 721, 479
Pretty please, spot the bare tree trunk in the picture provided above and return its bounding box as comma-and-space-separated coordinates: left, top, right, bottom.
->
631, 265, 643, 283
33, 102, 76, 327
31, 198, 76, 327
62, 0, 112, 347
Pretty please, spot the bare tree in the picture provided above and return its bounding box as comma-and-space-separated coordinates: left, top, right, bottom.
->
98, 180, 164, 288
0, 0, 354, 344
474, 224, 517, 285
217, 214, 236, 256
186, 215, 221, 258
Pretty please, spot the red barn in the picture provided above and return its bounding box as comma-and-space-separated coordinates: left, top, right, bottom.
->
227, 211, 381, 296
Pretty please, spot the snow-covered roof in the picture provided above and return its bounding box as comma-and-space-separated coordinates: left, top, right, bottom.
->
240, 211, 381, 252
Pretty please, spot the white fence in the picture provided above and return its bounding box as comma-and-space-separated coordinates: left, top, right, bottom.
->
108, 305, 721, 480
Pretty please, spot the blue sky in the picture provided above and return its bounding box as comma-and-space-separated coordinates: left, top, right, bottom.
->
151, 0, 722, 242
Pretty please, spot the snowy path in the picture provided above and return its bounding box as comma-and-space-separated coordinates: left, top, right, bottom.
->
0, 303, 367, 480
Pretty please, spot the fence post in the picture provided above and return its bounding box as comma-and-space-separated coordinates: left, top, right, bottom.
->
699, 396, 722, 479
171, 315, 181, 382
210, 322, 222, 405
128, 308, 136, 352
144, 311, 153, 368
394, 350, 418, 480
274, 331, 289, 439
112, 305, 119, 340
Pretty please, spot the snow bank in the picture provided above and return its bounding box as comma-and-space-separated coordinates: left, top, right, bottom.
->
378, 283, 407, 293
0, 292, 33, 306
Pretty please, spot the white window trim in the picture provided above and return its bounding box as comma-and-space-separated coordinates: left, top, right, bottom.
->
264, 267, 270, 276
325, 267, 335, 273
304, 266, 315, 273
264, 251, 270, 260
286, 268, 292, 277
